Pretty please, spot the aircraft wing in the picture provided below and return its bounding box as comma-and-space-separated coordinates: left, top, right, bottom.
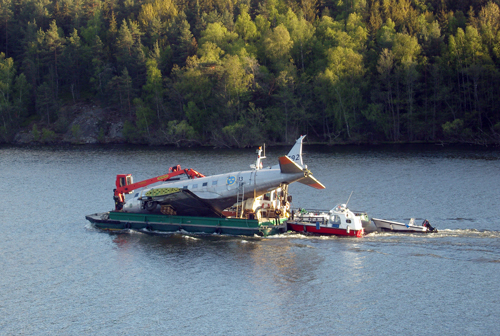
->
297, 175, 326, 189
144, 188, 225, 217
279, 156, 303, 174
279, 155, 326, 189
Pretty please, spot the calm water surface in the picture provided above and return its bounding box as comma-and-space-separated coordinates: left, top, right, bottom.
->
1, 144, 499, 335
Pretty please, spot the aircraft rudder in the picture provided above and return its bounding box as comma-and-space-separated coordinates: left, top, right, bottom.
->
286, 135, 306, 167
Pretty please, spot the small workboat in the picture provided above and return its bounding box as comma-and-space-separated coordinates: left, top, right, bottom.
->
286, 204, 365, 237
372, 218, 437, 233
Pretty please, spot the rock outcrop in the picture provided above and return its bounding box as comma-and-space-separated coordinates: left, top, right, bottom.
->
13, 103, 126, 144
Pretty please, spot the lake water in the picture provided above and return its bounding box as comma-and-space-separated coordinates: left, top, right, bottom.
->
1, 143, 499, 335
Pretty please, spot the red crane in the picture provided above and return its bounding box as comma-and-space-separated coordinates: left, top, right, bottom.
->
113, 165, 205, 210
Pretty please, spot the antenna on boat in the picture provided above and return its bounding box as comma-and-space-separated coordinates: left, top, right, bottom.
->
345, 191, 354, 208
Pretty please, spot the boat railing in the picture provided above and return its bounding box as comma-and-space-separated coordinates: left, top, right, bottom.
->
295, 215, 328, 225
294, 208, 330, 214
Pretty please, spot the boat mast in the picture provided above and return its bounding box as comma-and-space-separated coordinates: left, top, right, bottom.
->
345, 191, 354, 208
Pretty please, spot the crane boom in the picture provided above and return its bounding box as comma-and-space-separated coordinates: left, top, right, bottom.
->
113, 166, 205, 210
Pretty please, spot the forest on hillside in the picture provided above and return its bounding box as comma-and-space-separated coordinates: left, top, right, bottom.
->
0, 0, 499, 146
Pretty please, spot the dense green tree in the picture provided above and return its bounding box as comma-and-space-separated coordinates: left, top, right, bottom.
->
133, 97, 154, 140
0, 52, 15, 138
89, 36, 109, 96
0, 0, 13, 56
62, 28, 85, 101
274, 67, 301, 142
143, 57, 164, 123
391, 32, 421, 140
263, 23, 293, 71
219, 54, 253, 121
317, 46, 365, 140
108, 67, 133, 116
284, 9, 315, 71
234, 5, 257, 42
375, 48, 398, 140
0, 0, 499, 145
199, 21, 238, 53
36, 81, 54, 123
40, 20, 65, 104
115, 19, 133, 63
197, 41, 224, 63
170, 17, 197, 67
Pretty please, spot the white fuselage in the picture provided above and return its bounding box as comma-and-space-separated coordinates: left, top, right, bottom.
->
123, 165, 305, 213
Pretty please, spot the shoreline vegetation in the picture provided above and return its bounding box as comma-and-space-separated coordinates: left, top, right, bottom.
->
7, 126, 498, 148
1, 0, 500, 147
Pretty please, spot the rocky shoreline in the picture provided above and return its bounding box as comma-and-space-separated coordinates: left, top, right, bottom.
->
7, 103, 500, 148
12, 104, 126, 145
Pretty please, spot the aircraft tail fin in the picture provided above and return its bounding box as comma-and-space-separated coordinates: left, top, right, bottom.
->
278, 135, 325, 189
286, 135, 306, 167
297, 175, 326, 189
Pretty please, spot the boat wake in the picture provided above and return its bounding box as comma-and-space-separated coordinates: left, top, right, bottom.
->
87, 221, 500, 240
267, 231, 342, 240
182, 234, 200, 241
365, 228, 500, 239
432, 228, 500, 238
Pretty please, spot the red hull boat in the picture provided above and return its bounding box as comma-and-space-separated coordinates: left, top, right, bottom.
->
286, 204, 366, 237
287, 221, 364, 237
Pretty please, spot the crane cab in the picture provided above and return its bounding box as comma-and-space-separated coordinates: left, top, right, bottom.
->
114, 174, 133, 210
116, 174, 133, 193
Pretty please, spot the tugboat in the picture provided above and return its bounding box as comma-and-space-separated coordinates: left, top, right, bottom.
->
286, 204, 365, 237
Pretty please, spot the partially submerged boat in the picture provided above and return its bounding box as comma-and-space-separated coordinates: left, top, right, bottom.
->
286, 204, 366, 237
372, 218, 437, 233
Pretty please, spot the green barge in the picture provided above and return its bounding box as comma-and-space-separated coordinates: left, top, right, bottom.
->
86, 211, 287, 237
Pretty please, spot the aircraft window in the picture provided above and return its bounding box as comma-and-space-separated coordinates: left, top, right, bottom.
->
134, 193, 139, 198
202, 182, 208, 187
193, 184, 198, 188
212, 180, 218, 186
263, 193, 270, 201
183, 186, 187, 189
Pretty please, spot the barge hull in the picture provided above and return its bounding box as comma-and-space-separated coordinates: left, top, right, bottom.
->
86, 211, 286, 236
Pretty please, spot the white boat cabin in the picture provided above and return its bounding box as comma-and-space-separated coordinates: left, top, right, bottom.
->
294, 204, 364, 232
